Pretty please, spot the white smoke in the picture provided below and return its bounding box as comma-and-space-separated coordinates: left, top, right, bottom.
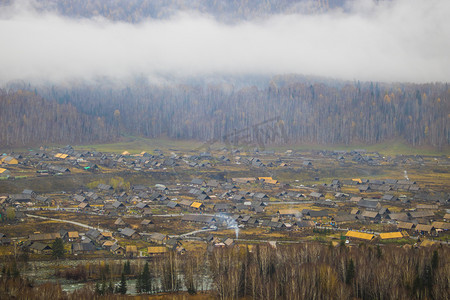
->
404, 170, 409, 181
217, 214, 239, 239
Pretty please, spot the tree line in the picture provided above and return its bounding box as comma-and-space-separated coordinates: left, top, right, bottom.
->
0, 243, 448, 299
0, 78, 448, 149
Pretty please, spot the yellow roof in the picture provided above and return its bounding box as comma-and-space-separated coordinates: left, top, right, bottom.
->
0, 168, 8, 173
191, 202, 203, 209
101, 232, 113, 237
345, 230, 374, 240
148, 247, 168, 254
379, 232, 403, 239
1, 156, 18, 164
258, 177, 274, 181
122, 151, 130, 155
55, 153, 68, 159
352, 178, 362, 183
265, 179, 279, 184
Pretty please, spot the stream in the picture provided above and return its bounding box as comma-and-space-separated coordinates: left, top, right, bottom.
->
13, 258, 213, 295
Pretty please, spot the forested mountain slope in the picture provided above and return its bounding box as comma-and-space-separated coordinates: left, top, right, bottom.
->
1, 79, 448, 148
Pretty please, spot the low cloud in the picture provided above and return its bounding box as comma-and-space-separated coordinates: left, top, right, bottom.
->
0, 0, 449, 84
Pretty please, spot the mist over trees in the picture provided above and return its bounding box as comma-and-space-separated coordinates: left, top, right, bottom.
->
0, 78, 448, 149
30, 0, 348, 23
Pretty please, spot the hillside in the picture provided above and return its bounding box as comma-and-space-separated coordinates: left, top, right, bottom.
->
1, 79, 448, 149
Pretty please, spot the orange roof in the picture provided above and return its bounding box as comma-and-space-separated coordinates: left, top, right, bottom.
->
191, 202, 204, 209
345, 230, 374, 240
379, 232, 403, 239
352, 178, 362, 183
259, 177, 278, 184
68, 231, 79, 238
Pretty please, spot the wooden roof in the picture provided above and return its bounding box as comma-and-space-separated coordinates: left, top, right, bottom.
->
180, 199, 193, 206
361, 211, 380, 219
431, 222, 450, 230
278, 209, 300, 216
397, 221, 415, 230
101, 232, 113, 237
102, 240, 115, 247
415, 224, 434, 232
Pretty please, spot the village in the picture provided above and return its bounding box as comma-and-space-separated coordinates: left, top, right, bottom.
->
0, 142, 448, 265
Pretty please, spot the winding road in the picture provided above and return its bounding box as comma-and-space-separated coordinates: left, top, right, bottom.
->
26, 214, 107, 232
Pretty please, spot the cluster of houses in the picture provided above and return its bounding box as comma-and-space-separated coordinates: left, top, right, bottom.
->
14, 225, 186, 258
0, 146, 448, 255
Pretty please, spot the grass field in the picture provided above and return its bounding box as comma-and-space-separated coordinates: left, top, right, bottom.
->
75, 136, 203, 154
266, 139, 449, 156
22, 136, 448, 156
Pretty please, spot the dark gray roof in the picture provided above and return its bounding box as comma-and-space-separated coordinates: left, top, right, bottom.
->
97, 183, 113, 190
357, 199, 380, 209
72, 242, 96, 252
86, 229, 101, 240
307, 210, 329, 218
120, 227, 137, 237
191, 178, 204, 185
309, 192, 323, 198
135, 202, 149, 209
167, 201, 179, 208
30, 242, 51, 251
112, 201, 125, 208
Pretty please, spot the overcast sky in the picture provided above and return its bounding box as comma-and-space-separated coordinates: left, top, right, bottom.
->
0, 0, 449, 84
